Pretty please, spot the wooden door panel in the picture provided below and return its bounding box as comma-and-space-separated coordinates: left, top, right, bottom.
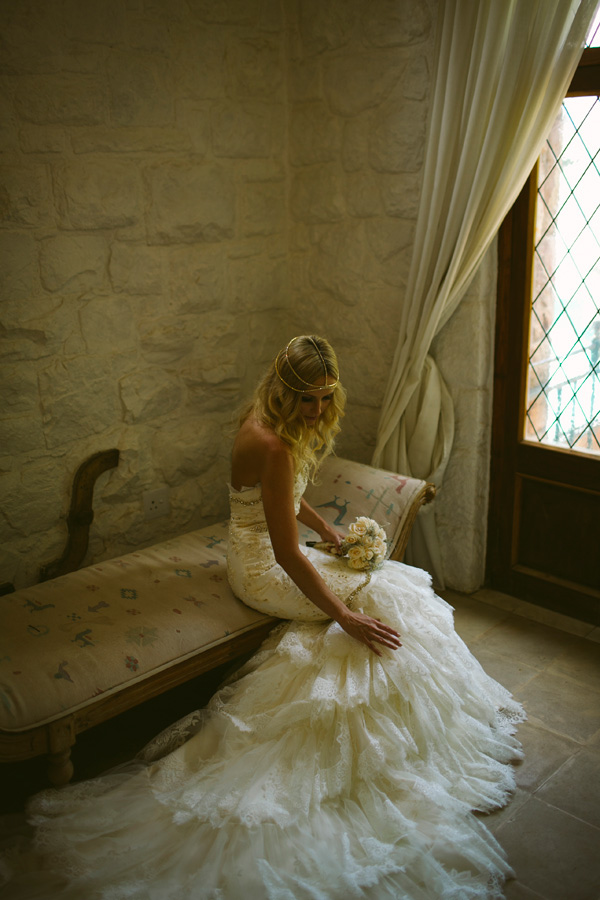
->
488, 171, 600, 625
515, 475, 600, 589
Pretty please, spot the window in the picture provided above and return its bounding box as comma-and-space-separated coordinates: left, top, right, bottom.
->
524, 14, 600, 456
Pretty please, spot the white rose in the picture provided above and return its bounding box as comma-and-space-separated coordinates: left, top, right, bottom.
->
351, 520, 368, 536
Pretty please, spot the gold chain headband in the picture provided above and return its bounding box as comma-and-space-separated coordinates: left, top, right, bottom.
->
274, 336, 339, 392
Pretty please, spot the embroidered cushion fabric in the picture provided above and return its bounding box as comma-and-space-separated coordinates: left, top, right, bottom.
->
0, 522, 269, 732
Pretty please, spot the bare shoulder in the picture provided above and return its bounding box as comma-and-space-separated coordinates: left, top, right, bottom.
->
231, 416, 292, 487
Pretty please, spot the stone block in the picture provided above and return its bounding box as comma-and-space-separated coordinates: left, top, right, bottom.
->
120, 369, 183, 424
211, 101, 282, 159
167, 245, 226, 314
0, 232, 38, 301
288, 60, 322, 103
227, 36, 283, 98
13, 74, 106, 126
18, 126, 66, 154
39, 234, 108, 293
72, 127, 191, 154
0, 166, 54, 227
175, 101, 211, 155
40, 381, 121, 450
187, 0, 257, 25
258, 0, 284, 33
107, 52, 173, 127
365, 217, 415, 262
79, 296, 136, 354
369, 100, 426, 173
54, 162, 143, 230
153, 415, 222, 485
109, 243, 164, 296
290, 166, 345, 224
0, 366, 39, 414
362, 243, 411, 290
0, 92, 18, 154
229, 254, 287, 314
380, 173, 422, 219
361, 0, 432, 48
183, 373, 242, 413
38, 357, 111, 403
289, 102, 340, 165
323, 54, 402, 116
341, 118, 368, 172
172, 28, 228, 100
180, 314, 242, 407
239, 160, 286, 183
241, 181, 286, 237
0, 295, 83, 363
1, 485, 62, 541
62, 0, 126, 46
345, 172, 383, 217
298, 0, 358, 55
0, 412, 45, 456
146, 162, 235, 244
402, 55, 430, 101
139, 315, 199, 365
307, 224, 365, 304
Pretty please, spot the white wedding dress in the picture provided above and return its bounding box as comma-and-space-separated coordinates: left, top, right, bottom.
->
1, 473, 525, 900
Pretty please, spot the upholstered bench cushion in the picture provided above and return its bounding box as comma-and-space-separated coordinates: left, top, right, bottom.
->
302, 456, 429, 555
0, 456, 430, 738
0, 521, 270, 733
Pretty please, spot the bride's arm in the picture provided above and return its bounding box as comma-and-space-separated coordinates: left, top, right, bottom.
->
260, 443, 401, 656
296, 498, 344, 552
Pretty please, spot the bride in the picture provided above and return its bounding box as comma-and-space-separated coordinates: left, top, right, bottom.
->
2, 335, 525, 899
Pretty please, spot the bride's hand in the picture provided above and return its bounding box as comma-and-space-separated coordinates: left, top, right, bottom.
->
338, 610, 402, 656
317, 523, 345, 554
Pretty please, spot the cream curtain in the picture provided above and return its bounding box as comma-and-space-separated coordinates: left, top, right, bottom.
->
372, 0, 600, 586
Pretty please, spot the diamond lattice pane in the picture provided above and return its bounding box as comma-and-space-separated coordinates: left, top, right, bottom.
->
525, 96, 600, 456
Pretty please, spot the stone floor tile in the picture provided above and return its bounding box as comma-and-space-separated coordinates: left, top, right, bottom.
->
587, 627, 600, 643
511, 721, 582, 792
496, 796, 600, 900
548, 640, 600, 693
470, 617, 581, 671
503, 880, 547, 899
535, 748, 600, 829
511, 604, 596, 638
468, 645, 539, 693
585, 727, 600, 750
442, 592, 509, 643
471, 588, 521, 612
475, 786, 530, 834
516, 672, 600, 742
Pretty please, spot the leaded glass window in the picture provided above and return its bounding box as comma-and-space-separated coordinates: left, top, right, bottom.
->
524, 19, 600, 456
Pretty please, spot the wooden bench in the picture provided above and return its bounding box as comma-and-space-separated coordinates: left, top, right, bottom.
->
0, 455, 434, 786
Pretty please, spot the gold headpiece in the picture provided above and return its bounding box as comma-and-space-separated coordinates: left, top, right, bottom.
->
274, 336, 339, 392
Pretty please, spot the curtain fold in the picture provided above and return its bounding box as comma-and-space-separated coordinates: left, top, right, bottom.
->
372, 0, 600, 586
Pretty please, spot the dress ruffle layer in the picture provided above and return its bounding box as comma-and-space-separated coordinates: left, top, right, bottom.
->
2, 559, 524, 900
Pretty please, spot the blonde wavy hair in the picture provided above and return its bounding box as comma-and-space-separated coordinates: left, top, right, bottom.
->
241, 335, 346, 480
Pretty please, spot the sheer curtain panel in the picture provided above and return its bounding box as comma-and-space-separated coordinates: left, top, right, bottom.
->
372, 0, 600, 585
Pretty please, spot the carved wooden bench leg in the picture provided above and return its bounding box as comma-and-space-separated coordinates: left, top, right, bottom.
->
47, 718, 76, 786
47, 747, 74, 786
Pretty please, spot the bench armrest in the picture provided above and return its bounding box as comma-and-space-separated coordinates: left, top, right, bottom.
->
303, 456, 435, 561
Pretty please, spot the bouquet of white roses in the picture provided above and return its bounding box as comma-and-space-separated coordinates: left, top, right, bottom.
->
338, 517, 388, 571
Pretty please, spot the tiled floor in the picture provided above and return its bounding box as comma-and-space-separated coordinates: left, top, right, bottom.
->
2, 588, 599, 898
443, 588, 600, 900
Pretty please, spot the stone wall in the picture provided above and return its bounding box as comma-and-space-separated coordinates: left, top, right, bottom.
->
0, 0, 291, 588
1, 0, 496, 592
284, 0, 436, 464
